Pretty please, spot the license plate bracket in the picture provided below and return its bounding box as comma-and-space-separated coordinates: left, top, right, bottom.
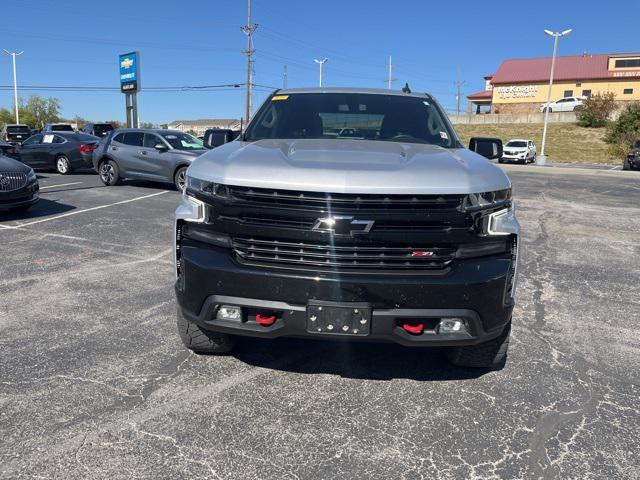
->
306, 302, 371, 336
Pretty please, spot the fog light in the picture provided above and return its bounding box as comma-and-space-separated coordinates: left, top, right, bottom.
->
438, 318, 468, 334
216, 305, 242, 321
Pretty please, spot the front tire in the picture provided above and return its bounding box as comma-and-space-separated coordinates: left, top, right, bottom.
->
55, 155, 72, 175
177, 308, 236, 354
99, 159, 121, 186
174, 166, 188, 192
623, 159, 631, 171
446, 321, 511, 369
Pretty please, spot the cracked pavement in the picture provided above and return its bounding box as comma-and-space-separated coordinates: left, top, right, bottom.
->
0, 167, 639, 479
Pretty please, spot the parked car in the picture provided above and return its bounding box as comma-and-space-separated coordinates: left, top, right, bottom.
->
499, 139, 536, 164
623, 139, 640, 170
81, 123, 114, 138
540, 96, 586, 113
0, 154, 39, 212
1, 124, 32, 144
93, 129, 207, 191
0, 140, 20, 159
18, 132, 100, 174
175, 87, 519, 368
42, 123, 75, 133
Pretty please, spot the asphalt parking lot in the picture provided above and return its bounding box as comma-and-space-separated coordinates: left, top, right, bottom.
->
1, 166, 639, 479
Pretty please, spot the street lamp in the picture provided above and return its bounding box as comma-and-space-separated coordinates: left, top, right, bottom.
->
3, 49, 23, 124
538, 28, 572, 165
314, 58, 328, 87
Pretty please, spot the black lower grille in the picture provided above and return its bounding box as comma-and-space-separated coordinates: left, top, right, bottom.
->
227, 185, 464, 211
232, 237, 456, 270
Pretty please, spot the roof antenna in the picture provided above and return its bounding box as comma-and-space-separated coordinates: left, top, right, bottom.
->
402, 82, 411, 93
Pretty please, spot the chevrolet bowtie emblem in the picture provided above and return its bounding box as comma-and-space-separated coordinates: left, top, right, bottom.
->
120, 58, 134, 69
312, 216, 374, 236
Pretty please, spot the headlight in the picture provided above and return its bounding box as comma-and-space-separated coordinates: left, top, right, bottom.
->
185, 175, 228, 198
488, 206, 520, 236
27, 168, 37, 183
463, 189, 511, 211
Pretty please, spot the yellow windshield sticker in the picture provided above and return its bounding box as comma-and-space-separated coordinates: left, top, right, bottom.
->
272, 95, 289, 101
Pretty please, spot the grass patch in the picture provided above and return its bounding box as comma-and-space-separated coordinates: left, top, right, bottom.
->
454, 123, 618, 164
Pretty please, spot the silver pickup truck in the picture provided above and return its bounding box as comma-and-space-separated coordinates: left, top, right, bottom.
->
174, 87, 519, 368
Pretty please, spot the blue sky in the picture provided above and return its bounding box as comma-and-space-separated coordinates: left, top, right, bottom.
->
1, 0, 637, 124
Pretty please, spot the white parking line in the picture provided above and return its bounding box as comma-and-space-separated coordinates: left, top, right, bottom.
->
1, 190, 169, 230
39, 182, 83, 190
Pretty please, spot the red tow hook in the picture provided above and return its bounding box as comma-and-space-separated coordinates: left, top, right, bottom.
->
255, 313, 277, 327
402, 322, 424, 335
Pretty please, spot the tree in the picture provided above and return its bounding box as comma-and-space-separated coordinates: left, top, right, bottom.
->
605, 102, 640, 158
17, 95, 61, 128
140, 121, 155, 129
0, 108, 13, 130
576, 92, 616, 127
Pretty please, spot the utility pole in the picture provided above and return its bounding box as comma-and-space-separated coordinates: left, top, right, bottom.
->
3, 49, 23, 124
314, 58, 328, 87
539, 28, 572, 165
454, 68, 465, 117
387, 55, 396, 89
241, 0, 257, 123
283, 65, 288, 88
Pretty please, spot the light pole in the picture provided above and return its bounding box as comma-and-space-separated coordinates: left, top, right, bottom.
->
3, 49, 23, 124
314, 58, 328, 87
538, 28, 572, 165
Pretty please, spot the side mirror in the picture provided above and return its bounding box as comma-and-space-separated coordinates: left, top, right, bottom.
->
154, 143, 169, 152
469, 137, 503, 160
203, 128, 239, 149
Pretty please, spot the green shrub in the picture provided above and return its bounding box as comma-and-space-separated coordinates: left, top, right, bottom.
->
576, 92, 616, 127
605, 102, 640, 157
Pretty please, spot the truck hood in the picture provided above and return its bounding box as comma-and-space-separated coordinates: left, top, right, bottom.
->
188, 139, 511, 194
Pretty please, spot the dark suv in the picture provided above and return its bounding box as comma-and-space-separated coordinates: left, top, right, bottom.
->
174, 88, 519, 368
623, 140, 640, 170
2, 124, 32, 144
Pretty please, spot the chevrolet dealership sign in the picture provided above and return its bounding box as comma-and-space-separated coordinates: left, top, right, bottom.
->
119, 51, 140, 93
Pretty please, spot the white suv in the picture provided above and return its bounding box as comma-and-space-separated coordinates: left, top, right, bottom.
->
500, 139, 536, 164
540, 96, 586, 113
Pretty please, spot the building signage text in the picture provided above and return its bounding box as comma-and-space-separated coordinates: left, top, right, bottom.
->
496, 85, 539, 99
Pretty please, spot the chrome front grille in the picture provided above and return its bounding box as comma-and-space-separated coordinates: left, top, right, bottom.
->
232, 237, 457, 270
0, 172, 28, 192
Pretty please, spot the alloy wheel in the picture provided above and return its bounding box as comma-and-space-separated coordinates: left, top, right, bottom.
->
176, 169, 187, 191
56, 157, 69, 174
100, 163, 115, 184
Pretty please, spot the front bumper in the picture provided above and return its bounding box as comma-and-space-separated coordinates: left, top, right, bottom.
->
627, 155, 640, 167
0, 184, 39, 211
501, 155, 527, 162
175, 243, 515, 347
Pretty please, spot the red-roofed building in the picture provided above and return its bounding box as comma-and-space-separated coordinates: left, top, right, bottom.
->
467, 53, 640, 114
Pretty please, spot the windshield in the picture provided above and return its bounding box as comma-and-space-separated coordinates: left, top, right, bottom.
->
245, 92, 457, 147
161, 132, 204, 150
52, 124, 74, 132
506, 141, 527, 148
